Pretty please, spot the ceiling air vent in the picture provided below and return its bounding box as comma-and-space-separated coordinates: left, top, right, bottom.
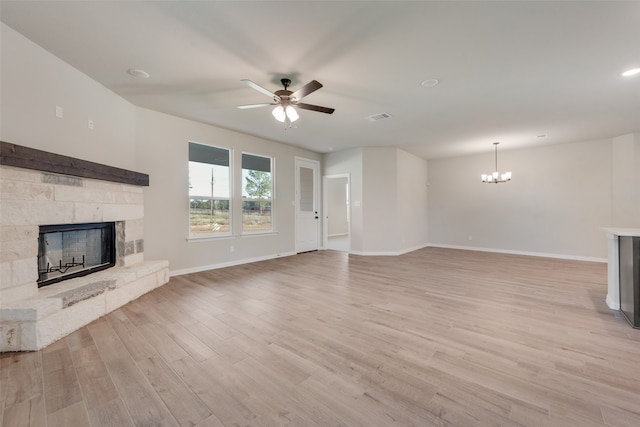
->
365, 112, 392, 122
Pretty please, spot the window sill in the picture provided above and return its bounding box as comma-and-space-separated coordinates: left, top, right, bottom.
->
186, 234, 234, 243
241, 231, 278, 238
186, 231, 278, 242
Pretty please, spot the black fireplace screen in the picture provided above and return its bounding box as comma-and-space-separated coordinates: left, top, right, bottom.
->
37, 222, 116, 287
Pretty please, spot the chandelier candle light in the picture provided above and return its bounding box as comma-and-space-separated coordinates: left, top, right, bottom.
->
481, 142, 512, 184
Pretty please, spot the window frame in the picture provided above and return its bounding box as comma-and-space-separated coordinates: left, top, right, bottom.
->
241, 152, 275, 235
188, 141, 233, 239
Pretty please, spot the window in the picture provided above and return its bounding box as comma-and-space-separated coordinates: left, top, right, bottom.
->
242, 153, 273, 233
188, 142, 231, 236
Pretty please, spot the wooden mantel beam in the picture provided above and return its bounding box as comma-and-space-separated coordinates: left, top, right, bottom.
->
0, 141, 149, 186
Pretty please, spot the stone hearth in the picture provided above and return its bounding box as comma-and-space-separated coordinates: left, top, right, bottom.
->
1, 143, 169, 351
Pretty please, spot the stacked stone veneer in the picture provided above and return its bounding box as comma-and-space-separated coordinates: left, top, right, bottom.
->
0, 164, 169, 351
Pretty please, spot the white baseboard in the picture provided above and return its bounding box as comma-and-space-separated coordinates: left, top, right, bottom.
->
170, 244, 605, 277
426, 243, 607, 263
169, 251, 297, 277
328, 233, 348, 238
349, 250, 399, 256
606, 294, 620, 310
349, 243, 429, 257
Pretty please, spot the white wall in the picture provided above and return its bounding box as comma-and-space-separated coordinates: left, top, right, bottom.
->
611, 133, 640, 227
397, 149, 429, 252
1, 22, 321, 274
135, 107, 321, 274
427, 139, 618, 260
324, 147, 429, 255
0, 23, 137, 170
362, 147, 399, 253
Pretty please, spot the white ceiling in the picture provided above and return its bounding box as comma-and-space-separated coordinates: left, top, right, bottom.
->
2, 1, 639, 159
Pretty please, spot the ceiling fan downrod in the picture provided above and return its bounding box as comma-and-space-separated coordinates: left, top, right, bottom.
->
280, 78, 291, 90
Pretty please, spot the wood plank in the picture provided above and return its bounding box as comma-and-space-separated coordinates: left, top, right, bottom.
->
65, 327, 95, 353
72, 351, 120, 409
1, 394, 46, 427
193, 414, 224, 427
102, 357, 178, 427
0, 354, 9, 425
170, 356, 257, 426
185, 321, 248, 364
136, 323, 189, 363
46, 401, 90, 427
105, 309, 158, 362
85, 400, 134, 427
137, 355, 212, 426
1, 352, 45, 419
41, 345, 84, 415
87, 318, 178, 427
232, 356, 343, 427
158, 321, 216, 362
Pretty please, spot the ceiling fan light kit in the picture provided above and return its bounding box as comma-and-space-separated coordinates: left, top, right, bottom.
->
271, 105, 286, 122
285, 106, 299, 121
239, 78, 334, 129
271, 105, 299, 124
481, 142, 512, 184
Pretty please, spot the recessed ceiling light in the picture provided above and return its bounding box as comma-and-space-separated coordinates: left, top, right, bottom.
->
127, 68, 150, 79
619, 68, 640, 77
421, 79, 439, 88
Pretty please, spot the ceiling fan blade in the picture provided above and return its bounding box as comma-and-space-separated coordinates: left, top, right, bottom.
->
291, 80, 323, 100
296, 103, 335, 114
237, 103, 273, 109
241, 79, 279, 99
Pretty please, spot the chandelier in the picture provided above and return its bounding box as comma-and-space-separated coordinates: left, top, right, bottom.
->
481, 142, 512, 184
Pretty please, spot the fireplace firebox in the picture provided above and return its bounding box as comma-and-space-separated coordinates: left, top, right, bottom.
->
37, 222, 116, 287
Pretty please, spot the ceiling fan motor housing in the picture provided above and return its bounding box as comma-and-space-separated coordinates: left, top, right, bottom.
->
276, 79, 294, 104
275, 90, 293, 104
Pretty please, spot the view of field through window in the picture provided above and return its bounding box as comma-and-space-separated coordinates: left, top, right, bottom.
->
188, 143, 273, 236
242, 153, 272, 233
188, 143, 230, 236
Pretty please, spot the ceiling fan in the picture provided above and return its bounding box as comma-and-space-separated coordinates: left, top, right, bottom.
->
238, 78, 335, 128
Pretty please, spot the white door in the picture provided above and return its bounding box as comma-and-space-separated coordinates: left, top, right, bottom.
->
295, 158, 320, 253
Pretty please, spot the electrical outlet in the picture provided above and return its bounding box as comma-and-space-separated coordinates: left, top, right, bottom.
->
55, 105, 63, 118
88, 120, 94, 130
230, 245, 235, 253
468, 235, 473, 241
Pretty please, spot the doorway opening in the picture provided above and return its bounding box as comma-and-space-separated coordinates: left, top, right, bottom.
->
323, 174, 350, 252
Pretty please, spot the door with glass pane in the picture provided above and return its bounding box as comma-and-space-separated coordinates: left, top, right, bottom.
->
295, 158, 320, 253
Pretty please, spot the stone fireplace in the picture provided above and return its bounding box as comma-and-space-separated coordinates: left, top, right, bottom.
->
1, 142, 169, 351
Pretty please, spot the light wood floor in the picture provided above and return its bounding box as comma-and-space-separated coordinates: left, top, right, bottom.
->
2, 248, 640, 427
